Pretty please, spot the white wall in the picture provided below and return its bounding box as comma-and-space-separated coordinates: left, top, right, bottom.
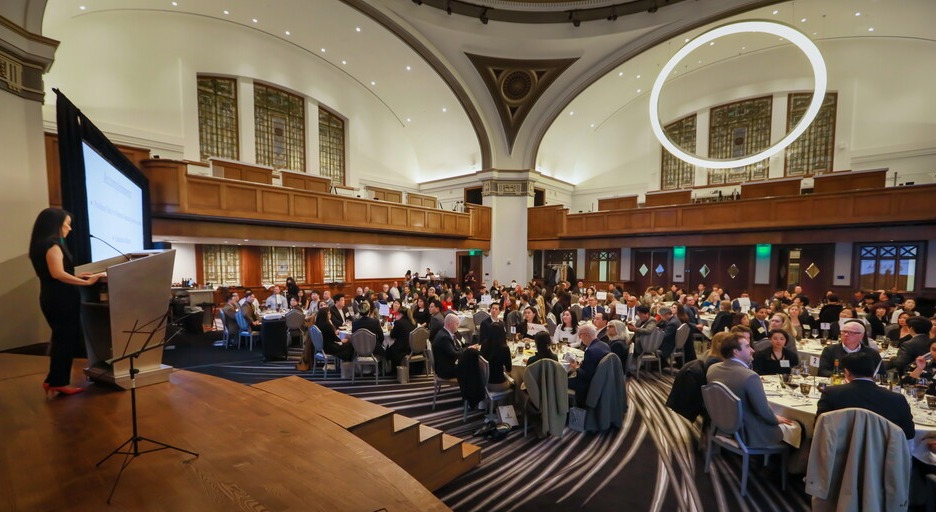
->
354, 249, 455, 280
170, 243, 197, 285
483, 194, 531, 285
0, 90, 52, 350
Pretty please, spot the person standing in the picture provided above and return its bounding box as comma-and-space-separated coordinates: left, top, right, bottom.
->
29, 208, 103, 397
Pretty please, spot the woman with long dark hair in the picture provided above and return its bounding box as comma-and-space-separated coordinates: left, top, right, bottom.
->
29, 208, 103, 397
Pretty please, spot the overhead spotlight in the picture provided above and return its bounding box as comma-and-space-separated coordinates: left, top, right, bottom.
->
648, 1, 658, 13
607, 6, 618, 21
569, 11, 580, 27
479, 7, 488, 24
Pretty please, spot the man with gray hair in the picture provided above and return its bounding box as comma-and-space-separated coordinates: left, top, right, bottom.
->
432, 313, 479, 379
568, 323, 611, 407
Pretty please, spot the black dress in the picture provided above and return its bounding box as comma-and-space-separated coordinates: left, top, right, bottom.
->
30, 238, 82, 387
752, 346, 800, 375
387, 316, 415, 368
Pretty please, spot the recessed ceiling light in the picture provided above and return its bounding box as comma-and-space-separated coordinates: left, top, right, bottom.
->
698, 60, 702, 63
868, 27, 874, 32
405, 65, 411, 71
356, 27, 361, 32
223, 10, 229, 15
637, 88, 642, 93
285, 30, 290, 36
636, 74, 641, 79
855, 12, 861, 16
741, 46, 746, 50
590, 123, 595, 128
320, 48, 326, 53
618, 71, 624, 77
709, 42, 714, 46
568, 111, 574, 116
441, 107, 447, 113
341, 60, 347, 65
800, 18, 807, 22
684, 38, 690, 43
772, 10, 779, 14
171, 1, 178, 6
79, 5, 86, 9
406, 118, 412, 123
370, 80, 376, 86
244, 239, 249, 242
252, 18, 258, 23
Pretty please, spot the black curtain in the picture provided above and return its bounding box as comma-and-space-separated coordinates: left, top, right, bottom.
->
55, 89, 91, 265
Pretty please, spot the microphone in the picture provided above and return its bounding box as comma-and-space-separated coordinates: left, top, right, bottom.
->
90, 234, 132, 261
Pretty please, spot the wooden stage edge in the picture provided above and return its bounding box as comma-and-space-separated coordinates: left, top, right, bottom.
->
0, 354, 450, 512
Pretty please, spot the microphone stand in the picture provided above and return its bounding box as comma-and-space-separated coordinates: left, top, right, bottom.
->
96, 310, 198, 503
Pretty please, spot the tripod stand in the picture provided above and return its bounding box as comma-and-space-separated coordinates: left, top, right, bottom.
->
96, 312, 198, 503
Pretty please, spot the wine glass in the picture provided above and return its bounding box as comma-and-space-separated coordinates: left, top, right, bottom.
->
799, 382, 812, 398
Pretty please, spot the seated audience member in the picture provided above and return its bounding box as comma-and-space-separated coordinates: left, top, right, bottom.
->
432, 314, 478, 379
386, 306, 415, 369
894, 316, 936, 374
704, 331, 732, 371
567, 324, 611, 407
606, 319, 630, 366
827, 307, 856, 340
657, 307, 681, 361
458, 290, 477, 311
731, 292, 755, 313
593, 311, 610, 342
265, 285, 288, 312
517, 306, 541, 341
866, 303, 889, 339
351, 301, 385, 357
239, 289, 260, 312
889, 312, 915, 348
817, 351, 915, 440
222, 292, 241, 337
412, 297, 430, 326
768, 312, 797, 349
752, 329, 799, 375
706, 333, 793, 448
901, 338, 936, 395
526, 331, 559, 367
551, 308, 579, 346
582, 296, 605, 321
786, 304, 808, 339
818, 320, 882, 377
891, 298, 920, 324
329, 294, 351, 328
479, 302, 501, 345
627, 305, 657, 355
709, 300, 734, 336
315, 307, 353, 361
479, 322, 513, 392
241, 295, 262, 331
427, 299, 446, 342
817, 294, 844, 325
750, 307, 770, 341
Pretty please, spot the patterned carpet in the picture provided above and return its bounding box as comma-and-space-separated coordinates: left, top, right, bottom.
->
162, 335, 812, 512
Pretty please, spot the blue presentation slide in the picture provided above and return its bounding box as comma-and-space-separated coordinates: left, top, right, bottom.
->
83, 142, 145, 260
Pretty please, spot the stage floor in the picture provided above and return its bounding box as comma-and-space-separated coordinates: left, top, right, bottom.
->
0, 354, 449, 511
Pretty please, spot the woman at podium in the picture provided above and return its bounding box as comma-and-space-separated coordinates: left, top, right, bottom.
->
29, 208, 103, 397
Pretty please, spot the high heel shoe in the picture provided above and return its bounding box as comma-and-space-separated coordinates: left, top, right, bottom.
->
46, 385, 84, 397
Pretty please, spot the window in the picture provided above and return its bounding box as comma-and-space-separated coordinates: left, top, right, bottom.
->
785, 92, 837, 176
319, 107, 346, 185
708, 96, 772, 185
255, 83, 305, 171
587, 250, 619, 282
858, 243, 920, 292
196, 76, 239, 162
661, 114, 697, 190
260, 247, 305, 284
323, 248, 346, 283
202, 245, 241, 286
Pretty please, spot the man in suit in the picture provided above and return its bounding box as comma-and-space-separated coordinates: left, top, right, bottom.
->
627, 305, 657, 354
478, 302, 500, 345
265, 285, 288, 312
658, 307, 682, 361
817, 351, 915, 439
731, 292, 756, 313
432, 314, 478, 379
329, 294, 350, 329
568, 323, 611, 407
582, 296, 605, 321
818, 319, 882, 377
706, 333, 793, 448
593, 311, 610, 342
428, 299, 446, 342
894, 316, 935, 373
621, 295, 640, 323
818, 294, 844, 326
750, 306, 770, 341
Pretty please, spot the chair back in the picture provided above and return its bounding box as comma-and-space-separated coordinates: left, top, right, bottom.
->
309, 325, 325, 353
285, 309, 304, 330
701, 382, 743, 437
505, 310, 521, 332
546, 316, 558, 336
570, 304, 583, 319
410, 326, 430, 353
350, 329, 378, 357
884, 323, 900, 338
640, 328, 665, 354
478, 354, 491, 385
219, 310, 230, 337
473, 311, 490, 327
753, 338, 772, 351
235, 310, 249, 332
675, 323, 690, 350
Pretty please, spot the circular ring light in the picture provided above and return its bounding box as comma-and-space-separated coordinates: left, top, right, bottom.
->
649, 21, 826, 169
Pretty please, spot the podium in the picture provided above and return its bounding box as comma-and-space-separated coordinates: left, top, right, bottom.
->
76, 250, 176, 390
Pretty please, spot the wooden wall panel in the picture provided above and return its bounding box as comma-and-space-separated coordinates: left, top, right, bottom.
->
321, 198, 345, 220
443, 214, 457, 232
427, 212, 442, 229
294, 196, 319, 218
261, 190, 290, 215
281, 170, 331, 193
598, 196, 638, 211
410, 210, 426, 228
371, 204, 389, 225
813, 169, 885, 195
654, 209, 679, 228
346, 202, 368, 223
645, 190, 692, 207
212, 160, 273, 185
227, 186, 258, 212
742, 178, 801, 199
631, 249, 671, 293
390, 207, 409, 226
187, 181, 222, 209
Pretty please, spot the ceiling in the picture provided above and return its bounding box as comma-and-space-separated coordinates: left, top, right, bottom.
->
40, 0, 931, 185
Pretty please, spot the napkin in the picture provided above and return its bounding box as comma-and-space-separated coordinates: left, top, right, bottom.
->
779, 422, 802, 449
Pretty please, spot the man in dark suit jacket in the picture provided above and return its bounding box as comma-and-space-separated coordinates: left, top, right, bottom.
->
428, 299, 446, 342
478, 302, 501, 345
658, 307, 682, 360
818, 320, 882, 377
894, 316, 934, 374
582, 296, 605, 321
750, 307, 770, 341
329, 294, 350, 330
706, 333, 793, 448
817, 351, 915, 439
568, 324, 611, 407
593, 311, 610, 342
432, 314, 478, 379
627, 305, 657, 356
